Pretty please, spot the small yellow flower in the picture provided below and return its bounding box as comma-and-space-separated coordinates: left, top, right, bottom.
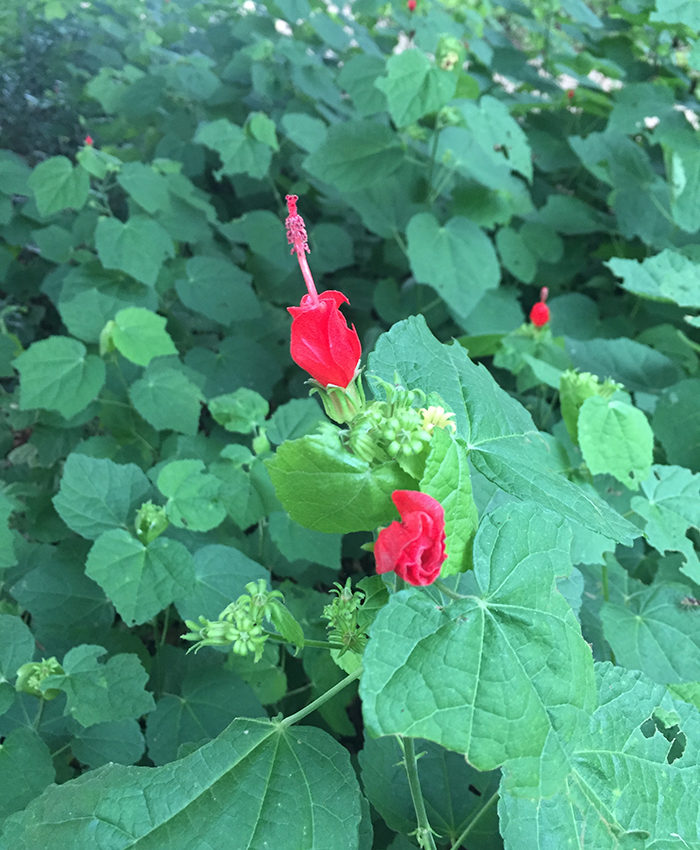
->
419, 405, 457, 434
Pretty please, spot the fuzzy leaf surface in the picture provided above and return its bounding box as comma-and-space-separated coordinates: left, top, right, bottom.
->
1, 720, 362, 850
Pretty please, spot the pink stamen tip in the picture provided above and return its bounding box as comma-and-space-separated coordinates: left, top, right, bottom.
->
540, 286, 549, 302
284, 195, 310, 257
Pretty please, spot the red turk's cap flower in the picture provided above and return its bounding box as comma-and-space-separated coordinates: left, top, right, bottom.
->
84, 135, 94, 146
284, 194, 361, 389
529, 286, 550, 327
288, 291, 361, 388
374, 490, 447, 586
407, 0, 417, 10
567, 89, 575, 100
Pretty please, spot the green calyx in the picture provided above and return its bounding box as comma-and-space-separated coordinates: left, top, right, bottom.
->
310, 371, 366, 425
15, 657, 64, 700
322, 578, 368, 657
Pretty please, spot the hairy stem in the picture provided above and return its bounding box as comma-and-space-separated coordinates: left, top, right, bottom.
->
398, 736, 438, 850
279, 667, 361, 728
434, 579, 468, 601
265, 631, 345, 650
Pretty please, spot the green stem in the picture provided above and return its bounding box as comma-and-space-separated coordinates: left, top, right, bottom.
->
159, 605, 170, 648
425, 124, 441, 200
449, 789, 499, 850
279, 667, 362, 728
398, 736, 438, 850
33, 698, 45, 730
50, 742, 72, 759
434, 579, 467, 601
601, 561, 609, 603
265, 631, 345, 650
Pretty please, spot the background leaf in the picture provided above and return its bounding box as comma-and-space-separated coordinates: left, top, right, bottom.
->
28, 156, 89, 216
0, 729, 55, 821
42, 645, 155, 727
578, 396, 653, 488
95, 216, 174, 286
85, 530, 195, 625
266, 433, 415, 533
14, 337, 105, 419
406, 213, 500, 317
158, 460, 226, 532
375, 50, 457, 127
111, 307, 177, 366
53, 454, 152, 540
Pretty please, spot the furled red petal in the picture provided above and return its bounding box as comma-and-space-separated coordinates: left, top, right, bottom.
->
287, 290, 361, 388
374, 490, 447, 586
391, 490, 444, 525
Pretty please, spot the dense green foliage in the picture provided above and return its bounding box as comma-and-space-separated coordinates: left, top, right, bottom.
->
0, 0, 699, 847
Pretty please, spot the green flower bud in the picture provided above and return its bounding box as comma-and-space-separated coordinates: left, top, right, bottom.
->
98, 320, 116, 357
135, 501, 169, 544
252, 431, 271, 456
436, 35, 465, 71
15, 658, 64, 700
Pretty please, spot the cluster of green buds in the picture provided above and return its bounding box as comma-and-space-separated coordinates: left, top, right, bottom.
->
15, 657, 64, 700
344, 379, 456, 477
436, 35, 465, 71
322, 578, 368, 657
182, 580, 284, 660
560, 370, 624, 443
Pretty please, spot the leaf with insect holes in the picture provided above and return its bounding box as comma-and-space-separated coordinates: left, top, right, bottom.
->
630, 464, 700, 583
499, 662, 700, 849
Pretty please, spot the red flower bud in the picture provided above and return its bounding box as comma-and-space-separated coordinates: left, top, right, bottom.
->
374, 490, 447, 586
407, 0, 417, 10
84, 135, 94, 146
529, 286, 550, 327
288, 291, 361, 388
567, 89, 575, 100
530, 302, 550, 326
